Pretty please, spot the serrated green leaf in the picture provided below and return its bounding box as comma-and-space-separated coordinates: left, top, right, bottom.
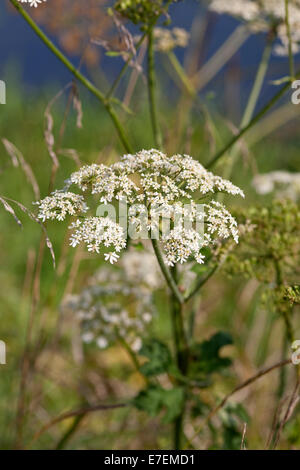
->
139, 339, 172, 377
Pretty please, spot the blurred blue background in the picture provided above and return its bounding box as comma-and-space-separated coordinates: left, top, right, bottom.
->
0, 0, 297, 118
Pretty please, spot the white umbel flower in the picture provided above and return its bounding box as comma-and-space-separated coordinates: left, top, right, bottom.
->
36, 191, 88, 222
69, 217, 126, 259
36, 149, 244, 266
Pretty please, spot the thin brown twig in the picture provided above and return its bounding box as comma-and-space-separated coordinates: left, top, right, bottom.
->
211, 359, 292, 418
266, 395, 290, 449
186, 359, 292, 448
29, 403, 127, 447
272, 377, 300, 449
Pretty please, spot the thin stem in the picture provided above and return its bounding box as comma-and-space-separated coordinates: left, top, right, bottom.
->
167, 51, 196, 97
147, 28, 162, 149
10, 0, 133, 154
184, 265, 218, 302
118, 335, 143, 375
285, 0, 295, 80
174, 412, 184, 450
277, 334, 289, 399
191, 25, 250, 92
206, 65, 300, 169
240, 37, 273, 129
30, 403, 127, 447
170, 271, 187, 450
55, 414, 85, 450
151, 239, 184, 304
106, 32, 148, 100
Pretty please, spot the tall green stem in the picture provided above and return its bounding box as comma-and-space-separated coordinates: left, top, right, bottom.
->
285, 0, 295, 80
10, 0, 133, 154
240, 38, 273, 130
150, 241, 187, 449
170, 267, 188, 450
147, 28, 162, 149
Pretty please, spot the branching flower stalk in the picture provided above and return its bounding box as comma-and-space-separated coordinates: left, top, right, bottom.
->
35, 148, 244, 449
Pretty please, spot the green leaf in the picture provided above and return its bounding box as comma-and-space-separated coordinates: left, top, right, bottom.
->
105, 51, 123, 57
132, 385, 163, 417
139, 339, 172, 377
189, 331, 233, 378
162, 387, 185, 423
132, 385, 185, 423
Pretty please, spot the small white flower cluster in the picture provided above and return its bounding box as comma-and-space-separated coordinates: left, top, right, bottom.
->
36, 149, 244, 266
69, 217, 126, 260
208, 0, 300, 55
206, 201, 239, 243
160, 201, 239, 266
64, 260, 155, 352
252, 171, 300, 200
36, 191, 88, 222
153, 27, 190, 52
18, 0, 47, 8
162, 227, 206, 266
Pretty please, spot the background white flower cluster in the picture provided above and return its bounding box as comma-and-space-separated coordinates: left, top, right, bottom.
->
208, 0, 300, 55
63, 249, 158, 352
